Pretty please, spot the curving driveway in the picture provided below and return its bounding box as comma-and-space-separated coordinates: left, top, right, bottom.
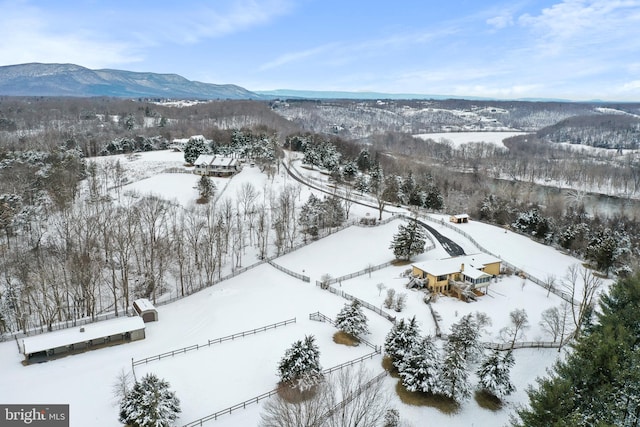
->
281, 160, 466, 257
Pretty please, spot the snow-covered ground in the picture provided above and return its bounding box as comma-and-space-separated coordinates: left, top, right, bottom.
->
0, 149, 598, 427
414, 131, 526, 149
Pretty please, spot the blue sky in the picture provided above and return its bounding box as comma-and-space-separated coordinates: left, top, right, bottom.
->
1, 0, 640, 101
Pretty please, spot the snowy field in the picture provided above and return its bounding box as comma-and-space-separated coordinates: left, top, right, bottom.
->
0, 149, 600, 426
414, 131, 526, 149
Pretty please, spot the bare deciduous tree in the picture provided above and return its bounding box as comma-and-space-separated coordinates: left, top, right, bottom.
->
563, 264, 603, 334
500, 308, 529, 349
260, 366, 390, 427
539, 302, 572, 347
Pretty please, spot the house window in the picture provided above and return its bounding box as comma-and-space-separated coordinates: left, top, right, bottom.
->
437, 275, 448, 282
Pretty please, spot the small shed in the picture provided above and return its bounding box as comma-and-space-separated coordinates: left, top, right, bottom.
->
450, 214, 469, 224
133, 298, 158, 322
21, 316, 145, 364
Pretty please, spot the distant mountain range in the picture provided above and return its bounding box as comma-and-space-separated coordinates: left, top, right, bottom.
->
0, 63, 262, 99
255, 89, 488, 101
0, 63, 575, 102
256, 89, 574, 103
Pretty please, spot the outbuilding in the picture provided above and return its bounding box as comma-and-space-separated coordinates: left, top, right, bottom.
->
133, 298, 158, 322
450, 214, 470, 224
20, 316, 145, 364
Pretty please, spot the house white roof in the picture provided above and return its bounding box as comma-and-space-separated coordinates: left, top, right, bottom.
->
412, 253, 500, 277
452, 214, 470, 219
133, 298, 156, 313
193, 154, 215, 166
462, 268, 490, 280
22, 316, 145, 355
193, 155, 238, 167
211, 157, 238, 167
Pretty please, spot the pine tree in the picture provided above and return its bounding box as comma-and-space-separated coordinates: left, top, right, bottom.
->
335, 300, 369, 337
448, 313, 484, 364
477, 350, 515, 399
389, 220, 427, 261
514, 273, 640, 426
384, 316, 421, 370
277, 335, 322, 386
197, 175, 215, 201
399, 335, 441, 395
119, 373, 181, 427
441, 339, 471, 403
298, 194, 323, 238
183, 137, 206, 164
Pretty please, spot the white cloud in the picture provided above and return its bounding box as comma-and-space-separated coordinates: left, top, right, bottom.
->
171, 0, 295, 43
486, 13, 514, 29
259, 44, 339, 71
0, 0, 140, 67
518, 0, 640, 55
621, 80, 640, 90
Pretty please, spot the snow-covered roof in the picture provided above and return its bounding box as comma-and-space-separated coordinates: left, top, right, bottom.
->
22, 317, 145, 355
462, 268, 490, 280
193, 154, 215, 166
451, 214, 469, 219
193, 155, 237, 167
211, 157, 238, 167
413, 253, 501, 277
133, 298, 156, 313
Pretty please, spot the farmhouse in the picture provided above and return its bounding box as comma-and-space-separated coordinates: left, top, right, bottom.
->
193, 155, 240, 177
20, 316, 145, 364
412, 253, 501, 294
450, 214, 470, 224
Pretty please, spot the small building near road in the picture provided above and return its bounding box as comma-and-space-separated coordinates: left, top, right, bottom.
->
133, 298, 158, 323
20, 316, 146, 364
412, 253, 501, 294
450, 214, 470, 224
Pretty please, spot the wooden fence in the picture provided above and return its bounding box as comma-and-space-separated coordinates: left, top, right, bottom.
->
132, 318, 296, 367
267, 260, 310, 282
314, 284, 396, 323
308, 311, 380, 352
320, 261, 394, 287
481, 340, 563, 351
181, 349, 381, 426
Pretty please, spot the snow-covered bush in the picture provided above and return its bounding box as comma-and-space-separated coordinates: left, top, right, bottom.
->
335, 300, 369, 337
118, 373, 181, 427
277, 335, 322, 386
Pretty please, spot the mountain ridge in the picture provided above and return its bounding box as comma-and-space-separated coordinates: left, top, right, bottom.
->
0, 63, 263, 100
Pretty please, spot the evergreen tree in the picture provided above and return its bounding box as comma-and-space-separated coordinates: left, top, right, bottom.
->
335, 300, 369, 337
197, 175, 215, 201
321, 196, 345, 228
356, 149, 371, 172
448, 313, 484, 364
277, 335, 323, 386
398, 335, 441, 395
389, 220, 427, 261
513, 273, 640, 426
441, 339, 471, 403
119, 373, 181, 427
183, 136, 207, 164
477, 350, 515, 399
298, 194, 323, 238
384, 316, 421, 370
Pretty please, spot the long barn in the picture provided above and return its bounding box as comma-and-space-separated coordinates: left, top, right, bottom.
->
20, 316, 145, 364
